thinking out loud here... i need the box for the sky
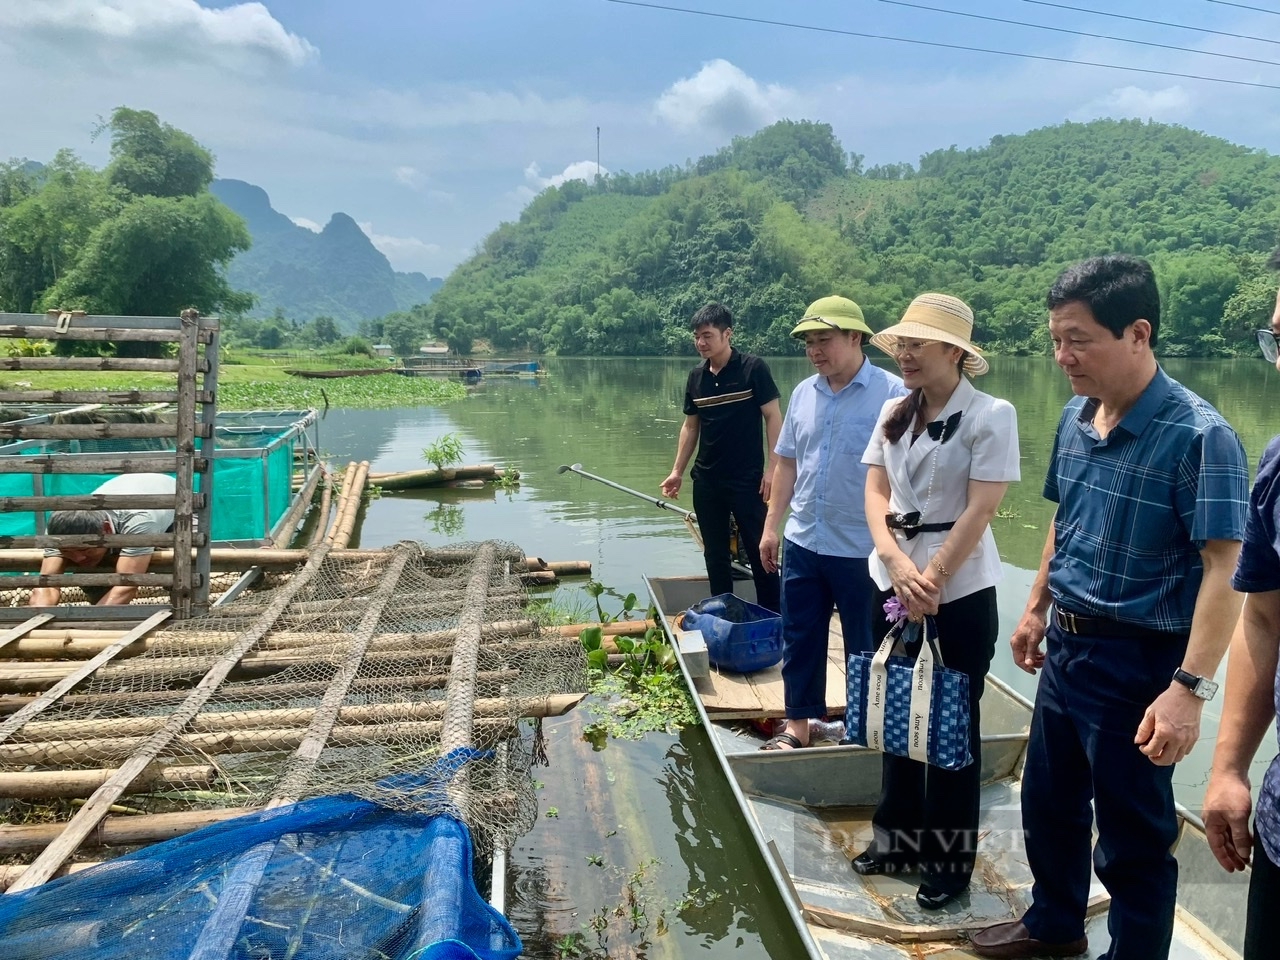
[3,0,1280,278]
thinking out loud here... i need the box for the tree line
[400,118,1280,358]
[0,107,250,355]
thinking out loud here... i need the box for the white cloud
[1070,85,1194,124]
[290,216,322,232]
[655,59,795,136]
[393,166,422,188]
[524,160,606,190]
[0,0,316,69]
[358,221,442,274]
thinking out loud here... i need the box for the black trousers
[1246,834,1280,960]
[865,586,998,894]
[692,474,779,613]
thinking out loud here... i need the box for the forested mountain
[415,119,1280,357]
[211,179,442,331]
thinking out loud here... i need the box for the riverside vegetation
[403,118,1280,358]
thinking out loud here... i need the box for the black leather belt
[885,512,955,541]
[1052,607,1185,642]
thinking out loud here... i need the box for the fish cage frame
[0,309,217,621]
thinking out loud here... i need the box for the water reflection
[316,354,1280,958]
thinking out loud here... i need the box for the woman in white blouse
[852,293,1021,911]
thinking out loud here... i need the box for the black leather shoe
[851,851,914,876]
[915,883,958,910]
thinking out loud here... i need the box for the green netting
[0,428,299,542]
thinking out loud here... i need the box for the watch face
[1195,677,1219,701]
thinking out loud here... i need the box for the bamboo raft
[0,540,593,893]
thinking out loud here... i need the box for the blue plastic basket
[680,593,783,673]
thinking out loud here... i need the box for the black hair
[1267,245,1280,272]
[1046,254,1161,347]
[690,303,732,332]
[47,510,109,537]
[881,349,968,443]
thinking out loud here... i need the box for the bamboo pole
[4,544,336,893]
[0,807,254,855]
[327,460,369,550]
[269,542,412,805]
[323,461,358,545]
[0,637,576,692]
[0,611,171,744]
[270,462,323,549]
[0,669,522,715]
[0,614,54,654]
[0,618,541,659]
[306,468,334,549]
[0,717,516,766]
[0,764,218,799]
[11,694,584,743]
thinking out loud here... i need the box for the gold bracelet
[931,556,952,578]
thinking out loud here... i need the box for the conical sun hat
[869,292,989,376]
[790,296,874,339]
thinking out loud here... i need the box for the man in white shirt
[758,296,906,750]
[31,473,177,606]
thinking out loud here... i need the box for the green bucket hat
[790,296,874,339]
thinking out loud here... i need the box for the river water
[318,355,1280,959]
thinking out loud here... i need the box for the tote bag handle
[865,616,944,762]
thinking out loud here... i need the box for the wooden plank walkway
[672,613,849,719]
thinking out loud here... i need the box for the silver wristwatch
[1172,668,1218,701]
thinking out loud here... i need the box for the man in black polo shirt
[661,302,782,612]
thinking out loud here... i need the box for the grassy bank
[0,349,467,409]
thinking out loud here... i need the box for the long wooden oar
[556,463,696,519]
[557,463,750,574]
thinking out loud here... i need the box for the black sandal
[760,732,805,751]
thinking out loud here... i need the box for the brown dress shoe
[969,919,1088,959]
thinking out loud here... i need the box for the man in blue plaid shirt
[1201,244,1280,960]
[972,254,1249,960]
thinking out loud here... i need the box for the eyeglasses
[892,339,937,356]
[1258,330,1279,363]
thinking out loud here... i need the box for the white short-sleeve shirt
[862,377,1020,603]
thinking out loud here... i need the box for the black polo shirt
[683,348,780,486]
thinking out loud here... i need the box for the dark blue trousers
[1021,623,1184,960]
[692,475,779,613]
[1246,835,1280,960]
[867,586,998,894]
[779,539,875,719]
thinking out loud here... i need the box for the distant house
[372,343,394,357]
[419,342,450,356]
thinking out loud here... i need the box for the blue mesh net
[0,753,521,960]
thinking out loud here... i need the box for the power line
[1203,0,1280,15]
[872,0,1280,67]
[1017,0,1280,46]
[604,0,1280,90]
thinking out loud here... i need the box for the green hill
[419,118,1280,357]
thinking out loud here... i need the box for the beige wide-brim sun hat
[869,292,989,376]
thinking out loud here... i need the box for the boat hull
[646,574,1247,960]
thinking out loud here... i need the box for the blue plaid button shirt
[1229,434,1280,864]
[1045,367,1248,635]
